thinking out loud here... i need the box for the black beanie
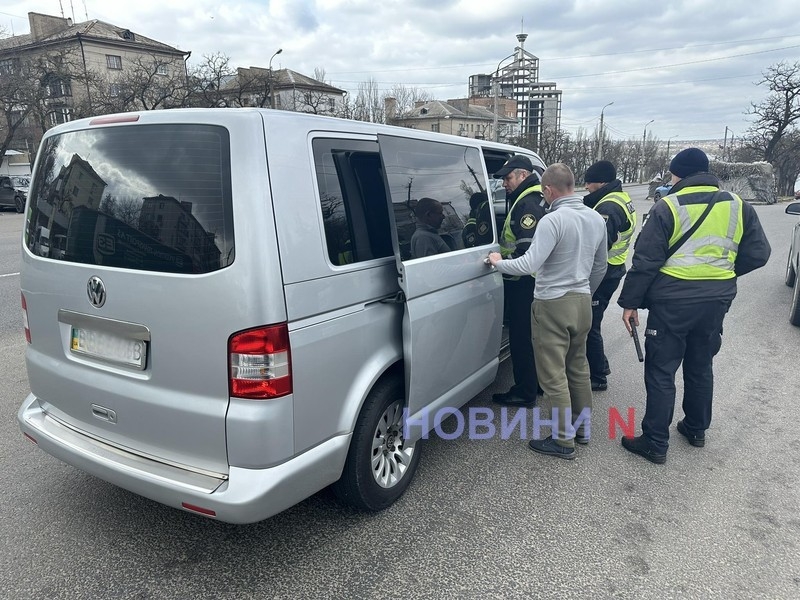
[669,147,709,179]
[584,160,616,183]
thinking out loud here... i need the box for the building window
[48,78,72,98]
[0,58,16,75]
[109,84,121,97]
[48,106,73,127]
[431,123,440,132]
[106,55,122,70]
[328,97,336,111]
[156,63,167,76]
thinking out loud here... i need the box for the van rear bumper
[18,394,351,524]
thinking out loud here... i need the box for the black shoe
[528,436,576,460]
[621,435,666,464]
[676,420,705,447]
[591,379,608,391]
[492,391,536,407]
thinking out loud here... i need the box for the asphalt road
[1,188,799,599]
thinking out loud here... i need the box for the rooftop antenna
[82,0,88,20]
[58,0,65,18]
[69,0,76,22]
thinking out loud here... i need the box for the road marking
[1,272,20,278]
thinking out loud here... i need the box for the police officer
[582,160,636,391]
[491,155,547,407]
[618,148,771,464]
[462,191,493,248]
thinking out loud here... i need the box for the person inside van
[462,191,493,248]
[410,197,450,258]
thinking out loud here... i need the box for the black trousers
[504,276,538,400]
[642,299,729,453]
[586,266,625,382]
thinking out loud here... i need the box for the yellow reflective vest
[500,184,542,258]
[659,187,744,280]
[594,191,636,265]
[500,184,542,280]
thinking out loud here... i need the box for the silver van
[17,109,545,523]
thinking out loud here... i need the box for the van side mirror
[786,202,800,215]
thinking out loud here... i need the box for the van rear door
[377,134,503,427]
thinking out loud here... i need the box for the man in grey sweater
[488,163,607,459]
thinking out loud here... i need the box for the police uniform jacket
[504,174,548,259]
[583,179,632,282]
[618,173,771,309]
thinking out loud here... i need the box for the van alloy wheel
[371,399,415,489]
[331,375,421,511]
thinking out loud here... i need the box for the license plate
[70,327,147,369]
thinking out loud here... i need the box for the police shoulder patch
[520,214,537,229]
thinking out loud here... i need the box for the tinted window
[313,138,393,265]
[379,136,488,260]
[25,124,234,273]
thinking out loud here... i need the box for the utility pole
[640,119,654,183]
[597,101,614,161]
[722,126,730,161]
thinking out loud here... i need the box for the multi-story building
[387,99,517,140]
[0,12,189,152]
[217,66,347,114]
[468,33,562,145]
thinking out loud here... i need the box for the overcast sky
[3,0,800,144]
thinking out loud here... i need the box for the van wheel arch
[331,370,421,511]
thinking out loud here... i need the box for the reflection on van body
[17,109,544,523]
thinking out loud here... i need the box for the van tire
[15,196,24,213]
[332,376,421,511]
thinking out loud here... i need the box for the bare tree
[745,61,800,194]
[0,46,84,158]
[351,78,384,123]
[88,53,189,114]
[186,53,237,108]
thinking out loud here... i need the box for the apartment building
[0,12,189,151]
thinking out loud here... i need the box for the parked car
[653,183,672,202]
[0,174,29,212]
[784,202,800,326]
[17,108,545,524]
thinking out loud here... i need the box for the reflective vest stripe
[594,192,636,265]
[660,190,744,280]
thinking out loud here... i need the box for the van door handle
[379,291,406,304]
[91,404,117,423]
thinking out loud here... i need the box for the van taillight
[229,324,292,399]
[21,292,30,343]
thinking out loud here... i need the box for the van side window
[378,137,487,261]
[312,138,393,266]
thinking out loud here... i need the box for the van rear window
[25,124,234,273]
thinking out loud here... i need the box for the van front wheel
[332,377,421,511]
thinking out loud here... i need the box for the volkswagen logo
[87,276,106,308]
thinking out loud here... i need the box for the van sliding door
[377,134,504,426]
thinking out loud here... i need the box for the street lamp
[492,51,516,142]
[269,48,282,109]
[640,119,654,182]
[596,101,614,160]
